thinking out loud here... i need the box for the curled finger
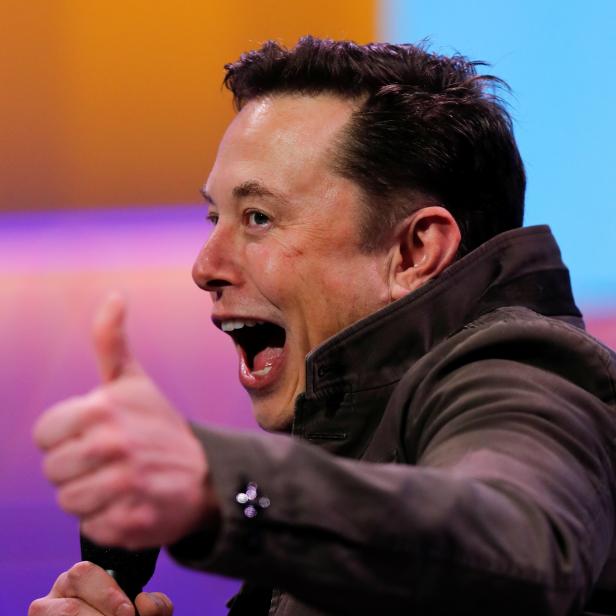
[43,427,129,485]
[34,392,110,452]
[29,596,108,615]
[47,561,134,615]
[58,462,139,517]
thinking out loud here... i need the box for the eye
[246,210,271,228]
[206,212,219,226]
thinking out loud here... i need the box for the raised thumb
[93,292,139,382]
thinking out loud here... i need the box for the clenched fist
[29,561,173,616]
[33,294,219,549]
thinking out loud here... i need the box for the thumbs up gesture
[34,294,217,549]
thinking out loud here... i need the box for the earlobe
[388,206,461,302]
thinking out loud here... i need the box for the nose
[192,226,241,296]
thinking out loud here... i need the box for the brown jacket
[171,225,616,615]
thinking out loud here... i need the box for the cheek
[319,257,390,317]
[245,242,298,294]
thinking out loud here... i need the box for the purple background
[1,206,256,614]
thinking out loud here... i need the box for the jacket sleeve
[168,318,616,615]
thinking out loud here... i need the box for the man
[31,37,616,615]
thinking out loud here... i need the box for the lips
[213,317,287,391]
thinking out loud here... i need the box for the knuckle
[73,560,95,573]
[102,585,130,613]
[58,598,81,616]
[84,390,116,424]
[28,598,46,616]
[54,570,73,597]
[66,565,82,586]
[67,560,94,586]
[91,393,114,421]
[94,386,123,414]
[30,595,82,616]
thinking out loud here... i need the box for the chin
[251,398,294,433]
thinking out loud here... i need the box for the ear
[388,206,461,301]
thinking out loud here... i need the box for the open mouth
[216,319,287,381]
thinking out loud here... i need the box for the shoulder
[385,307,616,461]
[414,306,615,406]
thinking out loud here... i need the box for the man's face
[193,94,393,430]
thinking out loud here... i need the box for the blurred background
[1,1,614,614]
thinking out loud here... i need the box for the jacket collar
[302,225,582,400]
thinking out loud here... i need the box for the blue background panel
[382,0,616,306]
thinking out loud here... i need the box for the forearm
[169,425,612,615]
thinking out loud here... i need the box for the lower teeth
[252,365,272,377]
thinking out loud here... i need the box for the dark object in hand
[80,534,159,603]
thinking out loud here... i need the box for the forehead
[207,94,357,195]
[226,94,356,152]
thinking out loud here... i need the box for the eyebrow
[200,180,288,207]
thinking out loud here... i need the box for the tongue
[253,346,284,373]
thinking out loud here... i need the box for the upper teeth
[221,319,264,332]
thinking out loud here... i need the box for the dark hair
[224,36,525,255]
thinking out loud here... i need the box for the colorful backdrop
[1,2,614,615]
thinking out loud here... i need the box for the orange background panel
[0,1,376,212]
